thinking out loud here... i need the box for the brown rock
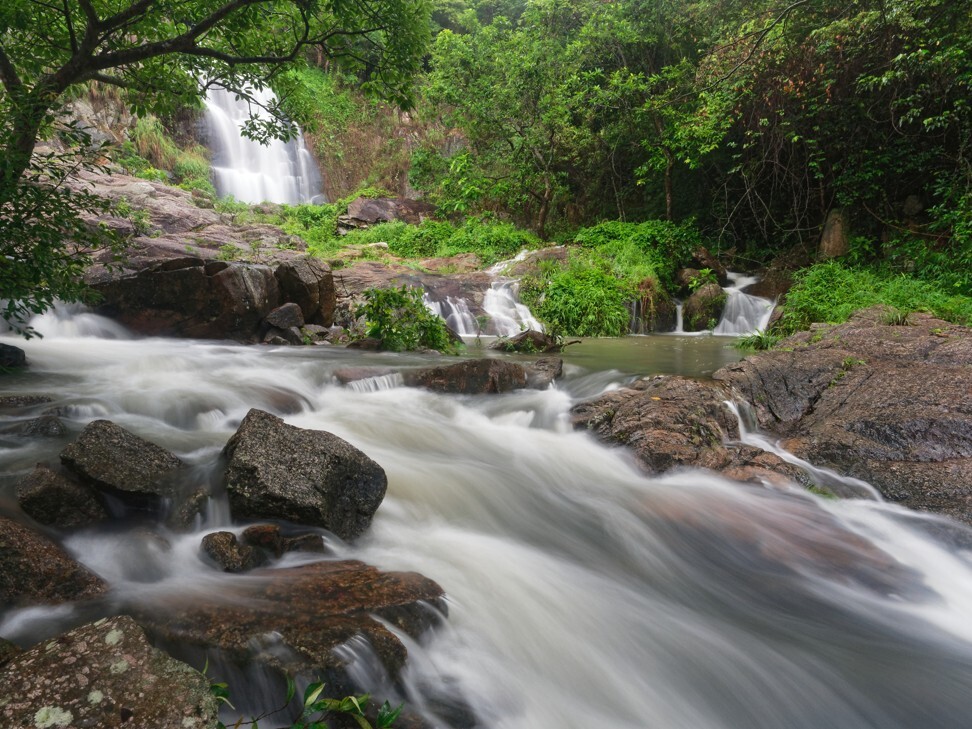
[0,616,218,729]
[681,283,727,332]
[344,197,436,226]
[274,256,336,326]
[0,515,108,608]
[403,359,528,394]
[818,208,850,259]
[200,531,267,572]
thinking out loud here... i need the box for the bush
[528,265,631,337]
[778,260,972,334]
[354,286,461,353]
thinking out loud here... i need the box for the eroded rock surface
[403,358,528,394]
[0,615,218,729]
[715,308,972,522]
[0,515,108,608]
[17,463,109,529]
[223,409,387,540]
[135,560,445,687]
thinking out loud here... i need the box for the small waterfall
[713,273,775,335]
[202,85,324,205]
[422,294,478,337]
[483,281,543,336]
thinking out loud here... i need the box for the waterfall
[202,85,324,205]
[482,280,543,336]
[423,293,479,337]
[713,272,775,335]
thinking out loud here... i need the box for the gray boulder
[0,343,26,369]
[274,256,336,326]
[264,302,305,330]
[0,515,108,608]
[223,409,387,540]
[16,463,109,529]
[342,196,436,227]
[0,615,218,729]
[60,420,184,509]
[0,414,66,438]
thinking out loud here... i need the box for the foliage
[354,286,461,353]
[0,122,122,336]
[212,675,401,729]
[522,260,631,337]
[778,260,972,334]
[733,329,781,351]
[688,268,717,292]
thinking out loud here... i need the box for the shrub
[354,286,461,353]
[529,265,631,337]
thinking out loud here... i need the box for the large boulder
[715,308,972,522]
[681,282,727,332]
[135,560,445,688]
[89,258,281,341]
[0,615,218,729]
[60,420,184,510]
[403,359,528,394]
[16,463,109,529]
[0,515,108,608]
[274,256,336,326]
[342,197,436,227]
[223,409,387,540]
[0,343,26,369]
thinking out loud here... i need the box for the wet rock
[301,324,331,342]
[135,560,445,686]
[715,308,972,522]
[274,257,336,327]
[0,515,108,608]
[240,524,328,557]
[0,637,20,667]
[60,420,184,509]
[681,282,727,332]
[165,485,210,532]
[89,258,281,341]
[403,358,528,394]
[200,531,267,573]
[489,330,562,353]
[0,615,218,729]
[0,394,53,410]
[0,414,67,438]
[264,302,305,330]
[263,325,304,345]
[16,463,109,529]
[341,197,436,227]
[0,343,26,369]
[525,357,564,389]
[223,409,387,540]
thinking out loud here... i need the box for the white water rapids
[4,312,972,728]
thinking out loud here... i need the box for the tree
[0,0,431,332]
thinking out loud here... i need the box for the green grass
[778,260,972,334]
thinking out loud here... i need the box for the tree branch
[0,44,24,94]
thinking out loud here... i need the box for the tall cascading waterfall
[713,272,775,335]
[202,85,324,204]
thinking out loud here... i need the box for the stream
[3,311,972,728]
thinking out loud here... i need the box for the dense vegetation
[3,0,971,338]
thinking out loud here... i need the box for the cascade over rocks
[0,615,218,729]
[572,376,808,486]
[134,560,446,686]
[17,463,109,529]
[223,409,387,540]
[403,358,528,394]
[0,515,109,608]
[60,419,185,509]
[715,308,972,523]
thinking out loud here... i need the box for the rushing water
[202,85,324,204]
[4,313,972,729]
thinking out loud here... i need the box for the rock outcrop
[60,419,184,510]
[0,616,218,729]
[0,515,109,608]
[135,560,445,687]
[223,409,387,540]
[340,197,436,229]
[274,256,336,326]
[403,358,528,394]
[715,308,972,523]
